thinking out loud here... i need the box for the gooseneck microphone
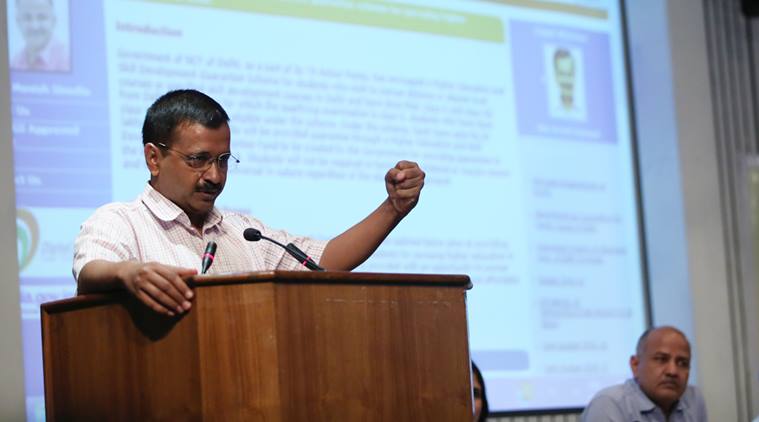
[243,228,324,271]
[201,241,217,274]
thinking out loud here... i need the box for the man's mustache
[197,183,222,194]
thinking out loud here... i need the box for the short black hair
[142,89,230,146]
[554,48,573,65]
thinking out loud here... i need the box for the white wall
[663,0,740,419]
[629,0,739,420]
[0,0,28,419]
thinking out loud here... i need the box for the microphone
[243,228,324,271]
[201,241,217,274]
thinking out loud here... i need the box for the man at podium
[73,89,425,317]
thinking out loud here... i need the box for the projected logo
[17,208,39,272]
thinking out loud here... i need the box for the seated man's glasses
[155,142,240,172]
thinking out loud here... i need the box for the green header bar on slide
[144,0,505,43]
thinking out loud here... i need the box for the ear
[629,355,639,378]
[144,143,161,176]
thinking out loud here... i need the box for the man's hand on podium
[118,261,196,317]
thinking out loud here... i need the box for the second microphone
[243,228,324,271]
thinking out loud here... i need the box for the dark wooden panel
[275,283,471,421]
[42,296,202,421]
[195,283,282,421]
[42,272,472,421]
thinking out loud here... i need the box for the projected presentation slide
[7,0,645,418]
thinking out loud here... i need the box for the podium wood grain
[42,271,472,421]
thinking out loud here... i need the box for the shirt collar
[22,40,60,68]
[140,183,223,231]
[37,41,58,66]
[628,378,687,416]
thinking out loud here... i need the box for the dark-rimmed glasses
[155,142,240,172]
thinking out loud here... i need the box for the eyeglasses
[155,142,240,172]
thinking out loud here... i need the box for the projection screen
[7,0,646,417]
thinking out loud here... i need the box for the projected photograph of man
[510,21,617,144]
[8,0,71,72]
[546,45,587,122]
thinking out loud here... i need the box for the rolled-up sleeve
[72,205,137,282]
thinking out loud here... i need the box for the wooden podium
[41,271,473,421]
